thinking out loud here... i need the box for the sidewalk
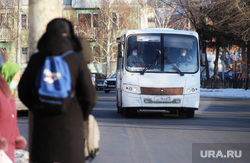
[15,97,28,111]
[200,88,250,99]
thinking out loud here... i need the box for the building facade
[0,0,29,68]
[1,0,148,73]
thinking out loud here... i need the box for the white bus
[116,29,203,118]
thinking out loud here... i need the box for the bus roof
[120,28,199,38]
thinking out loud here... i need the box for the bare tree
[160,0,213,79]
[147,0,180,29]
[207,0,250,87]
[207,0,250,42]
[93,0,139,76]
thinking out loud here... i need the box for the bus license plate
[153,96,171,102]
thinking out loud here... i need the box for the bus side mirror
[200,53,206,67]
[118,43,123,58]
[116,37,120,43]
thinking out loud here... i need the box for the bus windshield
[126,34,199,74]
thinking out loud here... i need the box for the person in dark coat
[18,18,96,163]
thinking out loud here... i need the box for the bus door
[116,37,125,108]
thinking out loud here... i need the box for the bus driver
[127,47,144,67]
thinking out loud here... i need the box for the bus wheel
[178,110,185,118]
[170,110,178,114]
[186,110,195,118]
[124,109,137,118]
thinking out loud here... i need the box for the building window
[22,48,28,64]
[78,13,99,29]
[0,13,14,28]
[79,13,91,29]
[21,14,28,29]
[93,14,99,27]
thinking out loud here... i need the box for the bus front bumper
[122,91,199,109]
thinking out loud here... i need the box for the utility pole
[28,0,63,156]
[16,0,21,64]
[28,0,63,56]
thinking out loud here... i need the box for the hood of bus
[139,74,187,87]
[122,72,200,94]
[123,73,186,87]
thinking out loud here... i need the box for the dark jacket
[18,19,96,163]
[127,54,144,67]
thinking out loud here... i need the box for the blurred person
[0,62,27,163]
[78,36,99,160]
[18,18,96,163]
[127,46,144,67]
[177,49,193,65]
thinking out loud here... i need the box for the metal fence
[200,78,250,89]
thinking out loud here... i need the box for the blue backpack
[34,50,74,114]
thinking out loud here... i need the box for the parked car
[104,73,116,93]
[91,73,106,90]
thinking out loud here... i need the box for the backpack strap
[41,50,74,58]
[60,50,75,98]
[61,50,74,58]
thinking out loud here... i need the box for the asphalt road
[17,91,250,163]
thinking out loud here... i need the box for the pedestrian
[0,62,27,163]
[18,18,96,163]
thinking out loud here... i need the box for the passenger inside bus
[176,48,197,72]
[177,49,193,66]
[127,46,145,67]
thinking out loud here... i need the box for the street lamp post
[16,0,21,64]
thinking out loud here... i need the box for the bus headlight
[186,87,198,94]
[123,85,140,94]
